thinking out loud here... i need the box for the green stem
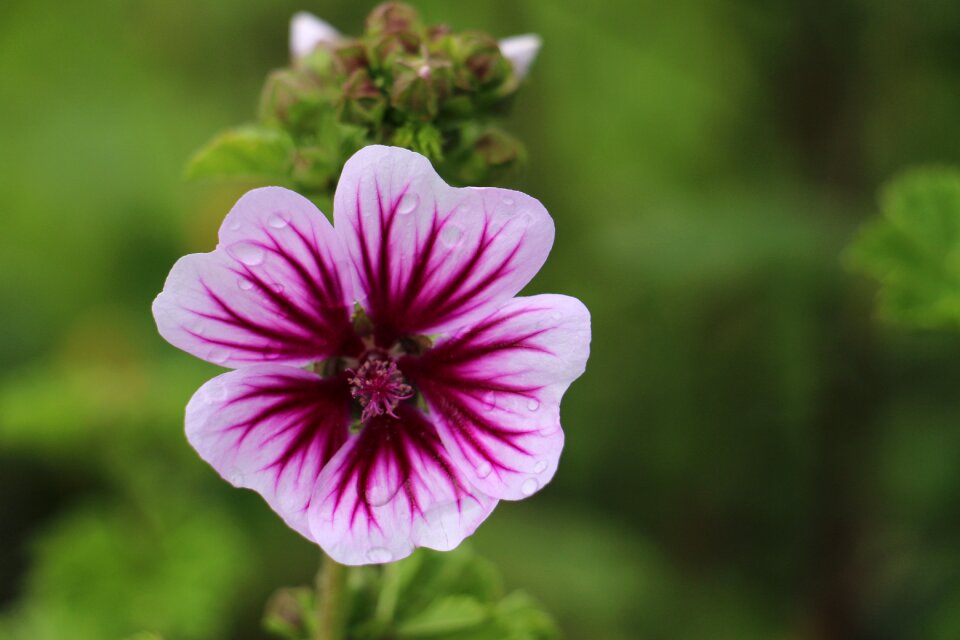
[314,553,348,640]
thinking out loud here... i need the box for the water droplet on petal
[481,392,497,412]
[228,219,242,231]
[476,461,493,478]
[534,460,548,473]
[229,242,265,266]
[397,193,419,215]
[365,482,398,507]
[502,196,515,206]
[527,398,540,411]
[267,213,288,229]
[208,348,230,364]
[237,278,254,291]
[440,224,464,246]
[272,283,285,294]
[550,311,562,322]
[228,470,245,485]
[519,213,534,228]
[520,478,539,496]
[367,547,393,563]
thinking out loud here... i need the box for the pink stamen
[346,356,414,422]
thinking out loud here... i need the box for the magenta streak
[400,308,559,472]
[220,375,350,493]
[326,407,474,533]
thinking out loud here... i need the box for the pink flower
[153,146,590,565]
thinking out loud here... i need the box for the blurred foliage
[848,168,960,328]
[3,1,960,639]
[263,547,557,640]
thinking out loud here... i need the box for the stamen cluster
[346,356,414,422]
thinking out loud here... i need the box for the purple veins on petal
[186,365,353,541]
[307,404,497,565]
[402,294,591,501]
[334,145,556,343]
[153,187,360,368]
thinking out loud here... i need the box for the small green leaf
[394,596,489,637]
[847,167,960,328]
[185,126,295,180]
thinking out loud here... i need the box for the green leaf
[185,126,295,180]
[394,596,489,638]
[847,167,960,328]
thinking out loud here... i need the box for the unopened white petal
[499,33,542,80]
[290,11,341,59]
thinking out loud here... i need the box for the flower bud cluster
[258,2,528,200]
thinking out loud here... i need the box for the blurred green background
[3,1,960,638]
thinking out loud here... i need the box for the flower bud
[333,40,369,76]
[259,69,324,129]
[474,128,523,167]
[453,32,512,91]
[365,2,422,37]
[390,58,452,120]
[338,69,387,126]
[369,31,421,70]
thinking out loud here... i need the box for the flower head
[153,146,590,564]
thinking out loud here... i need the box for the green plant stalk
[315,553,348,640]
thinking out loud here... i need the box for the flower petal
[334,145,555,345]
[307,405,497,565]
[499,34,542,80]
[186,365,352,540]
[403,294,590,500]
[290,11,341,59]
[153,187,359,368]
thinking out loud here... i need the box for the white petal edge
[499,34,542,80]
[290,11,341,59]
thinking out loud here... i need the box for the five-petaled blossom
[290,11,543,80]
[153,146,590,564]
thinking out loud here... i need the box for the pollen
[346,356,414,422]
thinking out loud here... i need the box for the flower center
[346,355,413,422]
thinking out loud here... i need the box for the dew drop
[367,547,393,563]
[481,392,497,412]
[476,461,493,479]
[228,470,245,485]
[208,348,230,364]
[272,283,285,294]
[228,219,242,231]
[526,398,540,411]
[534,460,548,473]
[440,224,464,246]
[519,213,534,228]
[502,196,515,206]
[237,278,254,291]
[397,193,419,215]
[230,242,265,266]
[365,482,398,507]
[520,478,539,496]
[267,213,288,229]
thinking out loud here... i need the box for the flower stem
[314,553,347,640]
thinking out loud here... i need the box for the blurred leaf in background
[848,168,960,328]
